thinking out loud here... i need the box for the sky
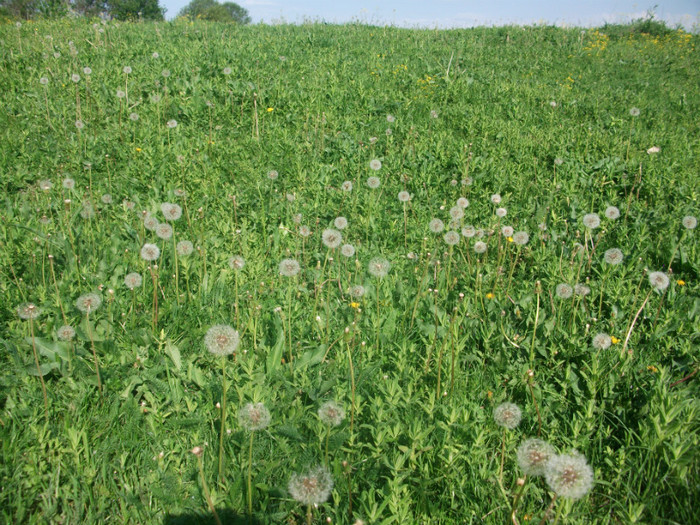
[160,0,700,29]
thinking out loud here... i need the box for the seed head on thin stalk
[517,438,555,477]
[239,402,271,515]
[289,465,334,525]
[205,325,239,481]
[76,293,103,396]
[18,303,48,415]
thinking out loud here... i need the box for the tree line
[0,0,251,23]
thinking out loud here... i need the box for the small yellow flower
[677,279,686,286]
[349,302,360,309]
[267,107,274,112]
[611,336,620,345]
[485,292,495,299]
[135,147,142,152]
[507,236,514,243]
[487,390,493,399]
[647,365,658,373]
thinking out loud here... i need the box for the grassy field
[0,17,698,524]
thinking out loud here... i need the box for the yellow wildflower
[507,236,514,243]
[611,336,620,345]
[647,365,658,374]
[485,292,495,299]
[267,107,274,112]
[135,147,142,152]
[349,302,360,309]
[677,279,686,286]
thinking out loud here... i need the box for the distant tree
[107,0,164,20]
[71,0,107,17]
[0,0,38,19]
[178,0,249,23]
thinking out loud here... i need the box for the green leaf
[266,329,285,374]
[294,345,326,370]
[165,343,181,371]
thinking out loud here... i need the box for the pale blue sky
[161,0,700,29]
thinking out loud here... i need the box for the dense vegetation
[0,18,698,524]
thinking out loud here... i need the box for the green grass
[1,18,698,524]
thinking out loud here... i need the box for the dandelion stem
[247,431,254,516]
[622,290,651,356]
[218,355,227,482]
[29,317,49,416]
[347,340,356,434]
[539,494,558,525]
[197,453,223,525]
[86,311,103,397]
[529,282,541,367]
[510,477,527,525]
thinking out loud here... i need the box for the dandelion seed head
[101,194,112,204]
[177,240,194,256]
[334,217,348,230]
[648,271,669,291]
[238,402,271,431]
[17,303,41,320]
[38,179,53,191]
[556,283,573,299]
[129,112,139,121]
[604,248,623,265]
[299,225,311,237]
[318,401,345,427]
[75,120,84,130]
[166,119,177,129]
[144,214,159,231]
[140,243,160,261]
[501,226,514,237]
[450,206,465,220]
[75,293,102,314]
[155,223,173,240]
[513,231,529,246]
[386,114,395,123]
[604,206,620,220]
[223,67,232,75]
[123,66,132,74]
[57,324,76,341]
[474,241,487,254]
[204,324,239,356]
[124,272,142,289]
[116,89,125,98]
[228,255,245,270]
[368,257,390,278]
[341,181,353,192]
[491,194,502,205]
[79,201,94,218]
[40,77,49,85]
[517,438,555,477]
[462,225,476,238]
[682,216,697,230]
[398,191,411,202]
[574,283,590,296]
[161,69,170,78]
[279,258,301,277]
[444,231,460,246]
[496,207,507,218]
[429,218,445,233]
[350,284,366,297]
[629,107,640,117]
[545,453,594,500]
[341,244,355,257]
[493,402,522,429]
[592,333,611,350]
[288,466,333,506]
[369,159,382,171]
[71,73,80,83]
[322,229,342,249]
[161,202,182,221]
[367,176,381,189]
[583,213,601,229]
[457,197,469,208]
[83,67,92,75]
